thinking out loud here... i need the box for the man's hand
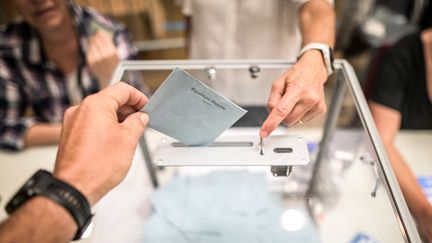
[260,50,328,138]
[87,31,120,88]
[53,82,149,206]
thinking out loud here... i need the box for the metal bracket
[360,152,380,198]
[271,166,293,177]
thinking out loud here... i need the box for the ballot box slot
[171,141,254,147]
[273,148,293,153]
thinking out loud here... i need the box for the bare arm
[0,197,76,243]
[421,28,432,102]
[24,124,62,148]
[370,101,432,241]
[299,0,335,47]
[260,0,335,137]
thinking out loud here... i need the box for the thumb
[121,112,149,139]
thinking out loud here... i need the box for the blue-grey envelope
[142,68,247,146]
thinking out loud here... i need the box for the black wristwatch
[5,170,93,241]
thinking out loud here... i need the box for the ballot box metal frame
[111,59,421,243]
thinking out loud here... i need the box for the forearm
[385,143,432,217]
[0,197,76,243]
[424,42,432,72]
[299,0,335,47]
[24,123,62,147]
[294,0,336,84]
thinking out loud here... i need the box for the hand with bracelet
[260,46,331,138]
[0,82,149,242]
[259,0,335,138]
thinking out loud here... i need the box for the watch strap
[5,170,93,241]
[298,42,334,76]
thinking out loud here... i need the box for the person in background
[0,82,149,242]
[0,0,144,151]
[369,9,432,241]
[181,0,336,138]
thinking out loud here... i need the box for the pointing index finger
[260,86,301,138]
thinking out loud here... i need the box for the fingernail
[140,113,149,125]
[260,130,268,138]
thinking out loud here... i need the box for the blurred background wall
[0,0,429,92]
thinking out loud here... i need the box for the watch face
[25,170,51,196]
[5,170,47,214]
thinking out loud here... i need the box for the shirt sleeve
[369,44,409,112]
[291,0,334,7]
[0,59,35,151]
[180,0,193,16]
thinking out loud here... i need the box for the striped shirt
[0,2,143,150]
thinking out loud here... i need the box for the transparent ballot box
[112,60,421,243]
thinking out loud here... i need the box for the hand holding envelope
[142,68,247,146]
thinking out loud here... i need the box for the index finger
[267,77,286,111]
[96,82,148,111]
[260,87,301,138]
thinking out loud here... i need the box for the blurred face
[11,0,70,31]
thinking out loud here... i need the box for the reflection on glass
[280,209,307,232]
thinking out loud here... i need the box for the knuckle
[286,82,303,93]
[275,104,290,117]
[318,103,327,114]
[283,116,295,126]
[81,94,98,108]
[112,81,129,92]
[304,91,321,105]
[114,81,127,88]
[123,120,144,136]
[285,81,298,89]
[64,106,77,119]
[267,100,277,110]
[271,81,283,91]
[122,123,135,134]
